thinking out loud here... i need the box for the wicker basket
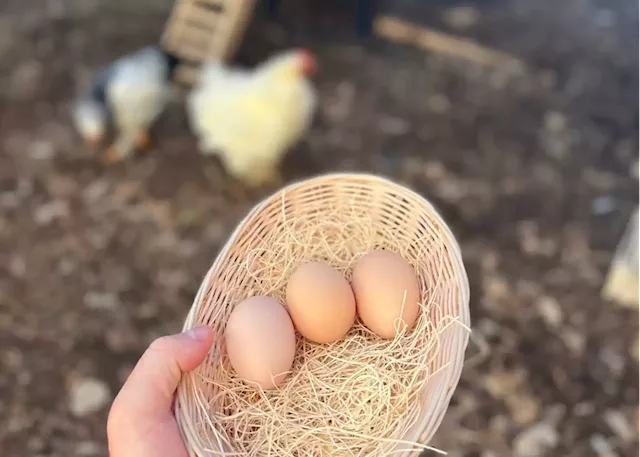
[175,173,470,456]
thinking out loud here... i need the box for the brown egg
[351,250,420,339]
[224,296,296,389]
[286,262,356,343]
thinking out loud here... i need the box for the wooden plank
[178,27,219,48]
[175,2,224,24]
[192,0,225,13]
[171,43,210,63]
[174,64,202,86]
[182,15,219,32]
[374,15,524,68]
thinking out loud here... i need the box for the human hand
[107,326,214,457]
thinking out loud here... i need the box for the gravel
[0,0,637,456]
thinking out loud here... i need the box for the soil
[0,0,638,456]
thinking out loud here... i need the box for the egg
[224,296,296,389]
[286,262,356,343]
[351,250,420,339]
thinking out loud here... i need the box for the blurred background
[0,0,638,456]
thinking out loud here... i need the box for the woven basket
[175,173,470,456]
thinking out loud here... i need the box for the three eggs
[224,250,421,389]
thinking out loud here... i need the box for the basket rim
[176,172,471,456]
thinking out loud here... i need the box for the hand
[107,326,214,457]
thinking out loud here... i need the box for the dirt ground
[0,0,638,456]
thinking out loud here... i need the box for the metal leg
[355,0,375,38]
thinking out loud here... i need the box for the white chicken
[187,48,317,187]
[71,45,179,162]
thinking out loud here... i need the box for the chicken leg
[135,130,152,150]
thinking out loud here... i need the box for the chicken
[187,48,317,187]
[71,45,179,162]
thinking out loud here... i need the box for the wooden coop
[161,0,257,85]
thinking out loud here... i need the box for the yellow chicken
[187,49,317,187]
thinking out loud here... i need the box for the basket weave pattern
[175,173,470,456]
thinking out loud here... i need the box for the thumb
[112,326,214,420]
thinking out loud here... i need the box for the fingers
[107,327,213,457]
[111,326,213,421]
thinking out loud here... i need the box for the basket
[175,173,470,456]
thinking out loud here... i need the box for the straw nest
[176,174,470,457]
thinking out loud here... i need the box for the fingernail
[188,326,211,342]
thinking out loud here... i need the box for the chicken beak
[299,49,316,76]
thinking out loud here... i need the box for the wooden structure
[161,0,256,85]
[602,162,639,308]
[602,207,639,308]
